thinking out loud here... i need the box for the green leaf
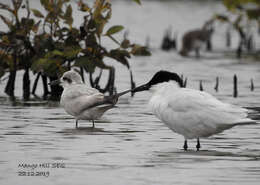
[31,9,44,18]
[78,0,91,12]
[45,50,64,58]
[105,25,124,36]
[40,0,51,11]
[109,49,130,68]
[74,56,96,73]
[246,9,260,20]
[131,44,151,56]
[21,18,35,31]
[63,46,82,59]
[64,5,73,26]
[32,20,41,33]
[133,0,141,5]
[121,39,131,48]
[31,57,63,77]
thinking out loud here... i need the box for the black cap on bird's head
[132,70,183,93]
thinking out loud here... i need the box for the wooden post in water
[199,80,203,91]
[180,75,187,88]
[226,30,231,48]
[23,68,30,101]
[250,78,254,91]
[247,35,253,52]
[32,72,41,95]
[183,78,187,88]
[42,74,49,100]
[236,41,242,59]
[214,77,219,92]
[173,32,178,49]
[233,75,238,98]
[80,67,85,83]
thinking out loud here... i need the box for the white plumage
[60,83,114,124]
[49,70,131,128]
[149,82,251,139]
[132,70,254,150]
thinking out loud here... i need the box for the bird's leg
[183,140,188,151]
[196,138,201,151]
[92,120,95,128]
[76,120,78,128]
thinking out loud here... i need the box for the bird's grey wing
[66,84,100,98]
[67,93,108,115]
[86,88,133,109]
[65,87,132,114]
[63,84,105,112]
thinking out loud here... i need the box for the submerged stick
[23,68,30,101]
[247,35,253,52]
[226,30,231,48]
[42,74,49,100]
[130,69,136,97]
[214,77,219,92]
[236,42,242,59]
[183,77,187,88]
[32,72,41,95]
[199,80,203,91]
[250,78,254,91]
[80,67,85,83]
[233,74,238,98]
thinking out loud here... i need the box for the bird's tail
[233,118,257,126]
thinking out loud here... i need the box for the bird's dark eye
[63,77,72,83]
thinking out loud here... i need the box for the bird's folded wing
[167,89,249,125]
[160,90,253,138]
[66,84,100,99]
[85,89,133,109]
[69,93,109,114]
[65,84,132,113]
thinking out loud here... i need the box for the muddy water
[1,0,260,185]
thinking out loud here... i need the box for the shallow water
[1,0,260,185]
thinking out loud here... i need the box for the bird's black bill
[116,89,133,97]
[131,84,150,93]
[48,79,61,86]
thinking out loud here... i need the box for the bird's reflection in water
[58,127,106,135]
[151,148,260,165]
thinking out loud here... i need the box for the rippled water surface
[1,0,260,185]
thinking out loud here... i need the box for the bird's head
[49,69,83,88]
[132,70,183,93]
